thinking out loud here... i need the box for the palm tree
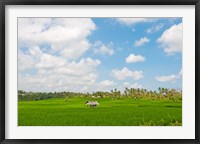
[158,87,161,94]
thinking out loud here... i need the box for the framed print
[0,0,200,143]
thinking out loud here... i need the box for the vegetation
[18,87,182,101]
[18,87,182,126]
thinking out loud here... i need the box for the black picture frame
[0,0,199,143]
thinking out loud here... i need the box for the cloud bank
[157,23,182,55]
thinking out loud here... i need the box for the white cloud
[146,23,164,34]
[134,37,150,47]
[126,54,145,63]
[117,82,143,92]
[157,23,182,55]
[18,18,105,92]
[123,82,143,89]
[29,46,43,56]
[36,53,66,69]
[99,80,115,87]
[116,18,156,25]
[19,64,100,92]
[19,46,67,71]
[155,69,182,83]
[55,58,101,76]
[112,67,143,80]
[18,46,101,92]
[93,41,114,55]
[95,80,117,92]
[18,18,96,60]
[18,49,35,71]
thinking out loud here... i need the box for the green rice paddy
[18,97,182,126]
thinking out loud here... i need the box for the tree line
[18,87,182,101]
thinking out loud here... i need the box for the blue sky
[18,18,182,92]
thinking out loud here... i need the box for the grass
[18,97,182,126]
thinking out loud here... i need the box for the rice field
[18,97,182,126]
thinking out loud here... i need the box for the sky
[18,18,182,93]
